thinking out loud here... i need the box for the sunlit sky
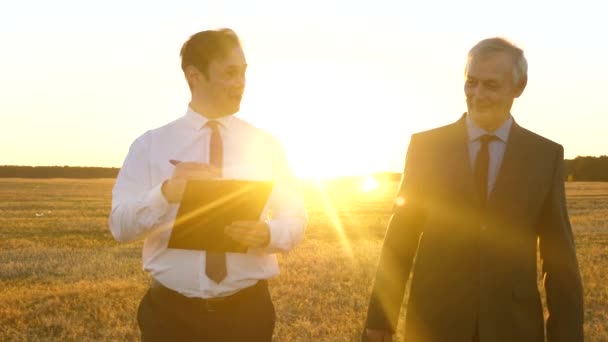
[1,0,607,177]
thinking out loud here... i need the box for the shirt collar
[466,114,513,143]
[183,106,234,131]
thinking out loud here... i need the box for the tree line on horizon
[1,156,607,181]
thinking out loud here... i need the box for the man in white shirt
[109,28,306,341]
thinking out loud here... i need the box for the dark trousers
[137,280,275,342]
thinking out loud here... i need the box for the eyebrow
[466,75,500,83]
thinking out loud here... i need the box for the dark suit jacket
[365,114,584,342]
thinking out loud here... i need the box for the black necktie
[204,121,227,284]
[474,134,498,209]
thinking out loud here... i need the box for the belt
[150,279,267,313]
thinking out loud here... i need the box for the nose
[234,72,246,88]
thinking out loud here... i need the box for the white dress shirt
[109,107,307,298]
[466,114,513,197]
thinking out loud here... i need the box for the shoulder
[516,125,562,152]
[140,116,188,141]
[514,124,564,165]
[127,116,186,151]
[231,116,283,149]
[230,117,291,172]
[413,122,456,139]
[409,119,463,149]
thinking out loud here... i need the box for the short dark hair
[180,28,241,78]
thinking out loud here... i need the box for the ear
[184,65,202,87]
[514,75,527,98]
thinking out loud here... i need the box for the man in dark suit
[363,37,584,342]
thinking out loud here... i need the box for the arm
[260,142,307,253]
[225,141,307,252]
[108,135,174,242]
[538,145,584,342]
[365,135,426,335]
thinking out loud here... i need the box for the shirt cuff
[263,217,305,253]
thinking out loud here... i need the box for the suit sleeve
[537,145,584,342]
[364,134,427,333]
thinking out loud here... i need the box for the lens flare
[362,176,379,192]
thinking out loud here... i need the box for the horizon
[0,164,404,179]
[2,156,606,181]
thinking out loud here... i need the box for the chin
[222,105,240,117]
[472,110,494,120]
[230,104,240,114]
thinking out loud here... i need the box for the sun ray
[313,180,354,260]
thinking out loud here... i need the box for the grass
[0,178,607,341]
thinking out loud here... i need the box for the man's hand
[364,329,392,342]
[225,221,270,248]
[161,160,220,203]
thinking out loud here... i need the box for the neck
[480,121,504,133]
[189,97,226,120]
[471,113,510,132]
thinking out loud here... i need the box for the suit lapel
[446,114,478,207]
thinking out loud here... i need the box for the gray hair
[466,37,528,86]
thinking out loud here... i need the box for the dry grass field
[0,178,607,341]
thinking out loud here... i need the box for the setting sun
[361,175,379,192]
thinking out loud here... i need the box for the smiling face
[190,45,247,118]
[181,29,247,119]
[464,51,525,132]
